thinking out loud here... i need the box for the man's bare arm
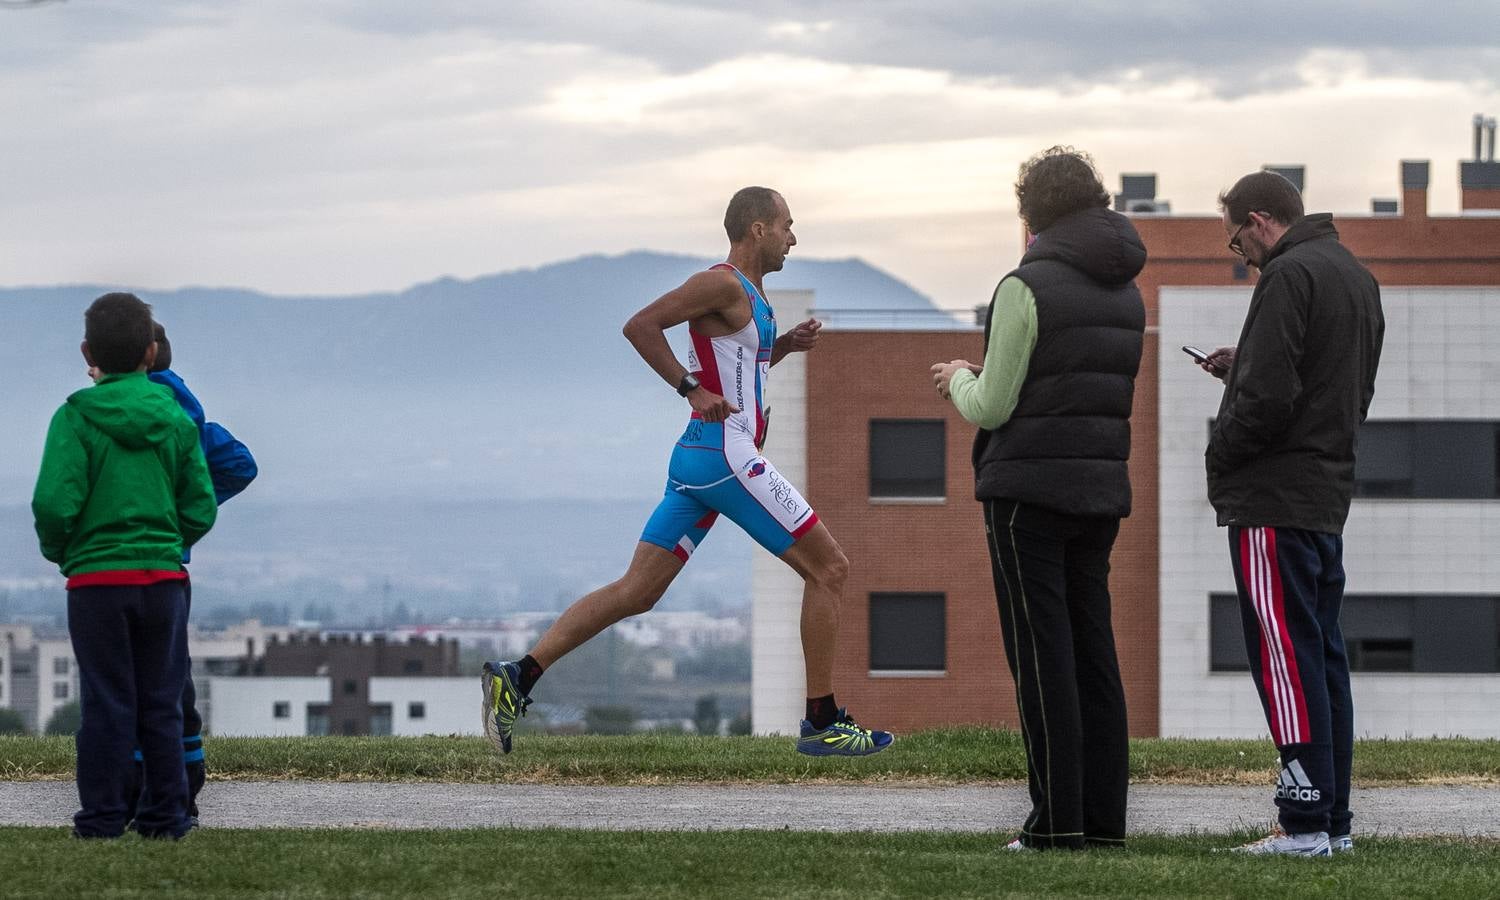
[622,269,742,422]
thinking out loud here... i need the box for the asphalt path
[2,782,1496,836]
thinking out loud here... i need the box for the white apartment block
[1160,286,1500,738]
[207,676,477,737]
[0,625,78,733]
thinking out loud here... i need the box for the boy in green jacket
[32,292,217,839]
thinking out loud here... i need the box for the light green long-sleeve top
[948,276,1038,430]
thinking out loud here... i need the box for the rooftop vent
[1401,160,1430,189]
[1474,113,1497,162]
[1262,165,1305,194]
[1461,113,1500,193]
[1119,174,1156,201]
[1114,173,1169,214]
[1114,173,1158,212]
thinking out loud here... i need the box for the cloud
[310,2,1500,94]
[0,1,1496,303]
[8,2,1498,92]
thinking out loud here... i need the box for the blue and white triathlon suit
[640,264,819,560]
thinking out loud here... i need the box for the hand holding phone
[1184,345,1233,379]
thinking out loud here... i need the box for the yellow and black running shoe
[480,660,532,754]
[795,708,893,757]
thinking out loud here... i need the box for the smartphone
[1182,345,1211,364]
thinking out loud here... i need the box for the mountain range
[1,251,941,614]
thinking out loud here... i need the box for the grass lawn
[1,827,1497,899]
[2,729,1498,784]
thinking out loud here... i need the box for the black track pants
[983,499,1129,850]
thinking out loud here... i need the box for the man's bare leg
[529,541,685,668]
[777,521,848,698]
[779,521,891,753]
[482,541,684,753]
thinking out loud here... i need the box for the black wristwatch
[676,373,701,397]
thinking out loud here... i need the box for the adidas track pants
[1228,525,1353,838]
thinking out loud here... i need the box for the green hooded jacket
[32,371,217,576]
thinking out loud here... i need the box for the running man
[482,187,892,757]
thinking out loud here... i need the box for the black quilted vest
[972,207,1146,518]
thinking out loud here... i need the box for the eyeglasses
[1227,211,1263,257]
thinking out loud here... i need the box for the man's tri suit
[640,264,819,560]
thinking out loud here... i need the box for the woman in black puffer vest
[932,146,1145,851]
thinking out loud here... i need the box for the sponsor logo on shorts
[764,470,804,518]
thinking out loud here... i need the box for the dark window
[869,593,946,671]
[869,420,945,498]
[342,719,359,735]
[1210,593,1500,673]
[53,682,69,700]
[53,657,69,675]
[370,705,392,737]
[342,679,358,696]
[273,701,291,719]
[403,659,424,674]
[409,702,426,719]
[1354,421,1499,499]
[306,706,330,736]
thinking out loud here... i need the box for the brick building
[751,126,1500,738]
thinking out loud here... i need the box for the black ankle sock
[517,655,544,695]
[806,694,838,730]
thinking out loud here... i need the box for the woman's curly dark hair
[1015,146,1110,234]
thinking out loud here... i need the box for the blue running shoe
[481,660,531,754]
[795,707,893,757]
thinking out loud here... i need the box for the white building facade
[207,676,480,737]
[0,625,77,733]
[749,290,814,736]
[1159,285,1500,738]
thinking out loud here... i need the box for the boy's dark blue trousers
[67,580,191,839]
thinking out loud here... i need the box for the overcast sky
[2,1,1497,307]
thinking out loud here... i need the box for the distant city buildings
[211,631,464,737]
[2,608,749,736]
[0,624,76,734]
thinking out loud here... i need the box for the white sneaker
[1331,835,1353,854]
[1231,831,1331,857]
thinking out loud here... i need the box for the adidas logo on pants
[1275,760,1322,804]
